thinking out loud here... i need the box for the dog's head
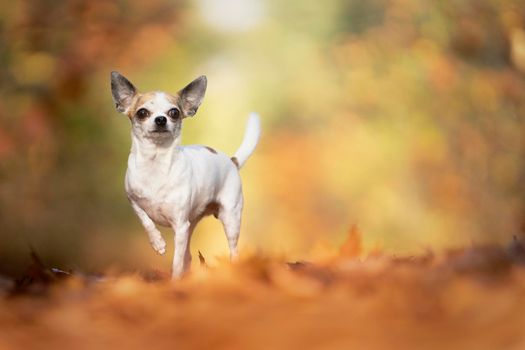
[110,71,207,142]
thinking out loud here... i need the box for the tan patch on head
[204,146,217,154]
[127,92,154,118]
[165,93,180,106]
[231,157,239,168]
[126,91,180,118]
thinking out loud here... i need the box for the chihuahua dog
[110,71,260,278]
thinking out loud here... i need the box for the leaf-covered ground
[1,236,525,350]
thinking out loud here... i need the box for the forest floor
[1,234,525,350]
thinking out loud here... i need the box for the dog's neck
[130,132,182,168]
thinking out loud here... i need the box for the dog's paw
[150,238,167,255]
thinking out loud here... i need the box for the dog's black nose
[155,116,167,126]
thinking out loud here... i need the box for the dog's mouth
[151,128,170,134]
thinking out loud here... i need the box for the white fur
[124,93,260,278]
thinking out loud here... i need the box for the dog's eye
[167,108,180,119]
[136,108,150,119]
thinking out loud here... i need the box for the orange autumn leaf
[339,225,362,258]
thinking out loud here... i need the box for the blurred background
[1,0,525,275]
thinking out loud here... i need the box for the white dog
[110,72,260,278]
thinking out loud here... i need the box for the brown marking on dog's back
[231,157,239,168]
[204,146,217,154]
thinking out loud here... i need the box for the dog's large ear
[111,71,137,113]
[179,75,207,117]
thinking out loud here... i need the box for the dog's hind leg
[218,202,242,261]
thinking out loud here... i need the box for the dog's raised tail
[233,112,261,169]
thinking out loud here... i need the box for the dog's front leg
[129,199,166,255]
[172,219,191,279]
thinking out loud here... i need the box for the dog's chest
[126,165,186,227]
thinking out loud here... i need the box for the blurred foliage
[1,0,525,275]
[1,236,525,349]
